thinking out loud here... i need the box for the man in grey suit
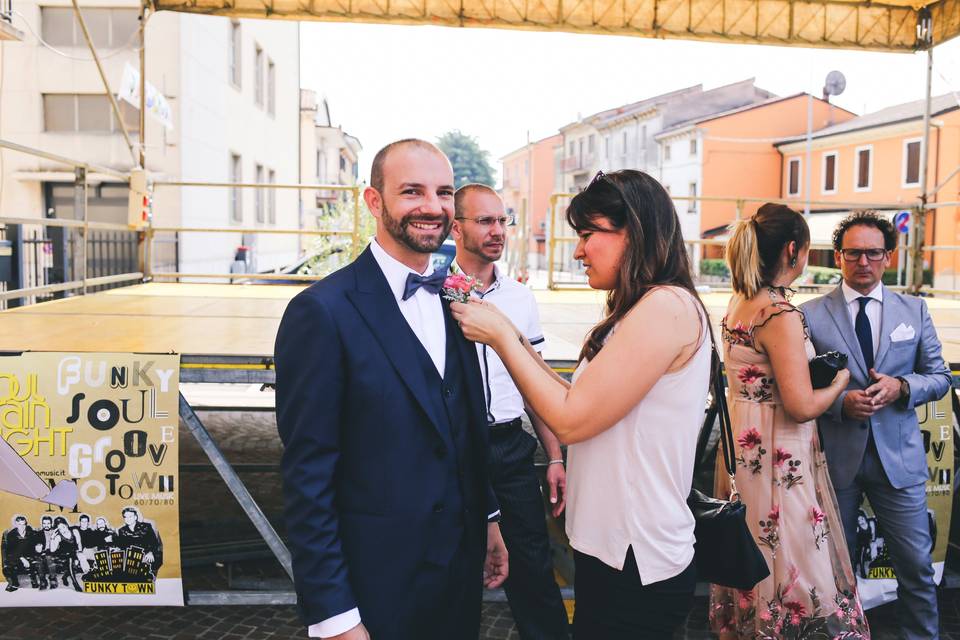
[802,211,951,639]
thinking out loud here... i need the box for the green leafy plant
[882,268,931,286]
[700,259,730,278]
[298,198,376,277]
[805,266,842,285]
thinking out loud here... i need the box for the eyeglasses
[840,248,888,262]
[455,214,515,228]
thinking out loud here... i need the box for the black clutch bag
[687,347,770,591]
[809,351,848,389]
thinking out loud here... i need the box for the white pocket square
[890,323,916,342]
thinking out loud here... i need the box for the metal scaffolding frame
[0,0,955,609]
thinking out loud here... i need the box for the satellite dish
[824,71,847,97]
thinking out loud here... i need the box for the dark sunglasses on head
[584,170,607,191]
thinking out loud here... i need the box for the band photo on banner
[856,394,954,608]
[0,353,182,606]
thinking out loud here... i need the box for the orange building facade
[776,95,960,288]
[696,95,856,235]
[654,93,856,260]
[500,135,562,270]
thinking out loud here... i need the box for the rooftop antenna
[822,70,847,103]
[822,70,846,127]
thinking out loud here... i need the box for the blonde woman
[710,204,869,638]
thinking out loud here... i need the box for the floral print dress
[709,301,870,639]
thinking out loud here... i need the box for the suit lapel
[824,285,868,380]
[873,285,896,370]
[442,298,486,425]
[345,248,445,438]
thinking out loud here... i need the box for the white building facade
[0,1,300,276]
[298,88,361,253]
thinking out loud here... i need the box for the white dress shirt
[452,261,546,424]
[370,238,447,374]
[309,239,446,638]
[841,281,882,358]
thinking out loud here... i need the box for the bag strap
[711,346,737,482]
[693,341,739,499]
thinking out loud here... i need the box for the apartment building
[500,134,560,270]
[0,1,300,275]
[555,79,776,193]
[776,94,960,288]
[299,88,361,219]
[655,93,856,264]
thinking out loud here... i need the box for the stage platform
[2,281,958,607]
[4,283,960,366]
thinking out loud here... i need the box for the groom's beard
[381,202,451,254]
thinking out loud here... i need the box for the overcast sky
[300,24,960,184]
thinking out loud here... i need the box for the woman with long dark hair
[452,170,711,638]
[710,204,868,638]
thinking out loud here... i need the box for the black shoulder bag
[686,345,770,591]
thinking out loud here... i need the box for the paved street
[3,407,957,639]
[3,593,960,639]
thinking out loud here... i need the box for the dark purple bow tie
[403,268,447,301]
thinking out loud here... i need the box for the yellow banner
[0,353,182,606]
[856,394,954,608]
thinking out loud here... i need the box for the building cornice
[777,118,945,154]
[655,125,696,143]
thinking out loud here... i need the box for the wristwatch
[896,376,911,406]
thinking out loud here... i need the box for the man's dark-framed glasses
[840,248,888,262]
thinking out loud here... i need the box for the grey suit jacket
[800,285,951,490]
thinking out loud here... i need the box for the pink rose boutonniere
[442,273,483,303]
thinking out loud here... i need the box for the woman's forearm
[518,335,571,389]
[495,335,576,441]
[783,383,846,423]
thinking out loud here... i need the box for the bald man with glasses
[450,184,570,640]
[801,211,950,640]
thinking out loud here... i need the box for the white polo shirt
[452,261,546,424]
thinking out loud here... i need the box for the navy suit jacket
[274,247,497,628]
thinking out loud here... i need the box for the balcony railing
[502,175,521,189]
[561,153,595,173]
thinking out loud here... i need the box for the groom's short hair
[370,139,445,193]
[832,211,896,252]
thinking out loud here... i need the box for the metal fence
[147,179,362,283]
[0,138,367,305]
[543,191,951,293]
[0,140,142,305]
[0,225,55,309]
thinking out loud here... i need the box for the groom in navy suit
[275,139,508,640]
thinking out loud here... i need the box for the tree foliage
[436,130,496,188]
[298,198,376,277]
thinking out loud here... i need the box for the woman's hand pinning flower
[450,299,517,349]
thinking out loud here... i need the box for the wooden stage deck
[3,283,960,366]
